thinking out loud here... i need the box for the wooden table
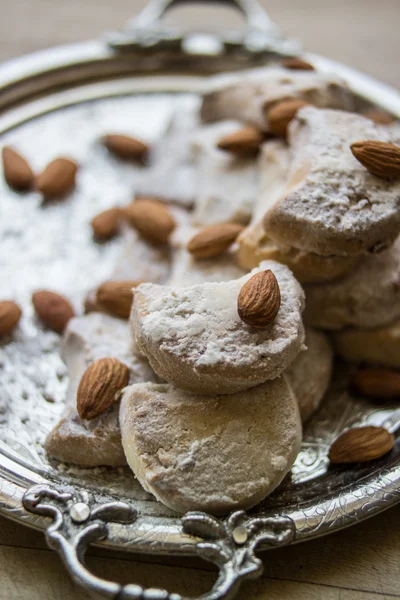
[1,1,399,598]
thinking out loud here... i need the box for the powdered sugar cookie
[237,141,359,281]
[304,237,400,330]
[46,313,157,466]
[136,107,198,208]
[287,328,333,422]
[191,121,258,226]
[132,261,305,394]
[263,107,400,257]
[333,319,400,368]
[201,66,355,131]
[120,378,301,514]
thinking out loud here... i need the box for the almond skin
[281,57,315,71]
[328,426,394,464]
[0,301,22,336]
[351,368,400,400]
[36,157,78,199]
[32,290,75,333]
[96,280,141,319]
[2,146,34,191]
[123,199,176,245]
[216,127,264,156]
[266,99,310,137]
[350,140,400,179]
[91,207,121,241]
[77,357,130,420]
[103,134,149,162]
[237,270,281,328]
[187,224,244,259]
[361,109,393,126]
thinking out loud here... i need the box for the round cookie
[237,221,359,283]
[287,328,333,422]
[333,319,400,368]
[120,379,301,514]
[304,236,400,330]
[132,261,305,395]
[263,108,400,257]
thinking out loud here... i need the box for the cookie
[304,236,400,330]
[45,313,157,466]
[287,328,333,422]
[263,107,400,257]
[237,141,359,281]
[120,378,301,514]
[333,319,400,368]
[136,107,198,208]
[201,66,355,131]
[191,121,258,226]
[132,261,305,395]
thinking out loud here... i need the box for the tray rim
[0,40,400,556]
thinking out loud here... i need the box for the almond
[103,134,149,162]
[77,357,130,420]
[281,57,315,71]
[361,109,393,126]
[237,270,281,328]
[216,127,264,156]
[351,368,400,400]
[91,207,121,241]
[2,146,34,191]
[32,290,75,333]
[187,224,244,259]
[328,426,394,464]
[266,99,310,137]
[350,140,400,179]
[0,301,22,336]
[96,280,141,319]
[123,199,176,245]
[36,157,78,199]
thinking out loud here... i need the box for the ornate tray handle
[23,484,295,600]
[107,0,300,57]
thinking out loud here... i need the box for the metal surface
[0,0,400,598]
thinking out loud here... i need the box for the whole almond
[77,357,130,420]
[216,127,264,156]
[0,301,22,336]
[350,140,400,179]
[96,280,141,319]
[2,146,34,191]
[361,109,393,126]
[281,57,315,71]
[32,290,75,333]
[328,426,394,464]
[187,224,244,259]
[351,368,400,400]
[36,157,78,199]
[103,134,149,162]
[91,207,121,241]
[237,270,281,328]
[266,99,310,137]
[123,199,176,245]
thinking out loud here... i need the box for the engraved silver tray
[1,1,400,598]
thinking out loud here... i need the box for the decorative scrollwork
[23,484,295,600]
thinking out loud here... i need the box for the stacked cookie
[46,62,399,515]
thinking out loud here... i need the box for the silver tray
[1,1,400,598]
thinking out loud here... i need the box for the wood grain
[0,1,399,599]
